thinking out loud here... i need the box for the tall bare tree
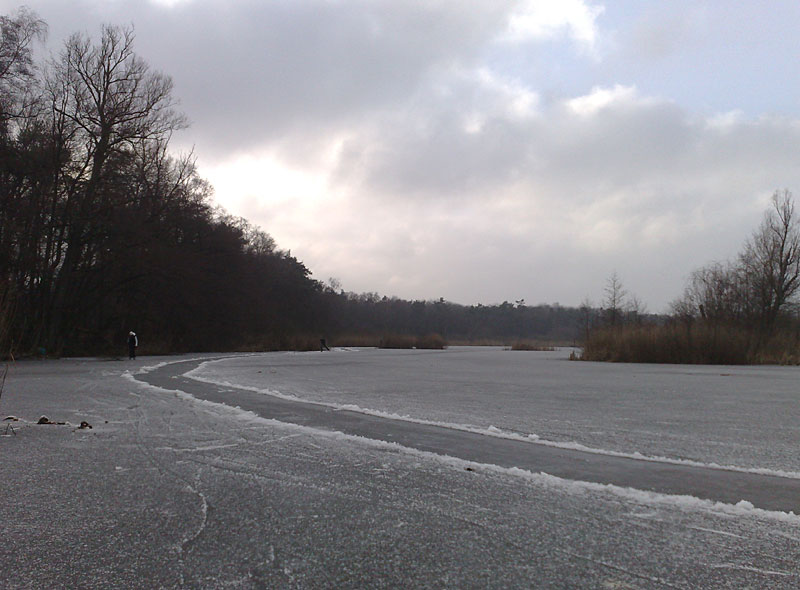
[0,8,47,354]
[49,25,187,198]
[0,7,46,125]
[42,24,188,351]
[739,190,800,334]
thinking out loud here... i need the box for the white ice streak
[182,484,209,549]
[132,364,800,526]
[176,481,210,587]
[710,564,793,577]
[182,358,800,482]
[133,361,172,374]
[154,443,242,453]
[686,526,745,539]
[133,354,258,375]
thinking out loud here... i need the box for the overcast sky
[6,0,800,311]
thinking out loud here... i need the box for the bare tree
[47,25,187,200]
[0,7,47,125]
[577,297,594,341]
[672,262,745,323]
[42,24,189,352]
[739,190,800,334]
[603,271,627,326]
[626,294,647,324]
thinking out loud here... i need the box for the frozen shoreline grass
[581,323,800,365]
[508,340,557,351]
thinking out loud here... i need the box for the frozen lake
[2,348,800,588]
[188,347,800,475]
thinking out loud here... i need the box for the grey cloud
[339,85,800,215]
[12,0,513,155]
[139,1,511,157]
[626,6,708,61]
[316,89,800,308]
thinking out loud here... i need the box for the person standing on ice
[127,331,138,360]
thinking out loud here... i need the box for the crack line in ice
[175,479,210,587]
[182,482,209,550]
[559,549,682,589]
[129,372,800,526]
[686,526,745,539]
[710,564,793,577]
[153,443,242,453]
[773,531,800,542]
[175,359,800,482]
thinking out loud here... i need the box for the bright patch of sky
[5,0,800,310]
[505,0,604,49]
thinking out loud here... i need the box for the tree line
[320,292,588,346]
[0,10,588,357]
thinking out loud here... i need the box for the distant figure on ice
[128,331,138,360]
[320,338,330,352]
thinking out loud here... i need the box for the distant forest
[0,12,596,357]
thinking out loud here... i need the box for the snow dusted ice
[187,347,800,476]
[1,348,800,588]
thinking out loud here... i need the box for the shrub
[579,322,794,365]
[415,333,448,349]
[235,333,321,352]
[509,341,556,351]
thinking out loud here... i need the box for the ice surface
[1,352,800,588]
[186,347,800,475]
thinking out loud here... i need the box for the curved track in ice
[183,357,800,482]
[136,357,800,514]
